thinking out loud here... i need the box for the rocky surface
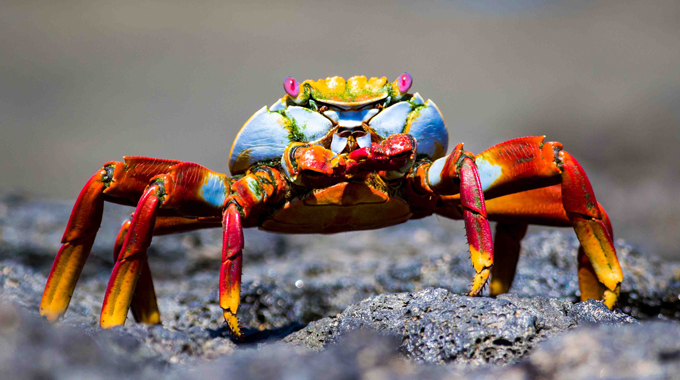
[1,196,680,378]
[284,289,635,364]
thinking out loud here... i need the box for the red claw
[348,134,415,171]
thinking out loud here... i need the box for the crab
[40,73,623,339]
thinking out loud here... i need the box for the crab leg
[220,203,243,338]
[113,215,223,324]
[488,223,527,296]
[433,137,622,308]
[113,218,160,324]
[101,182,163,327]
[40,170,107,321]
[40,158,182,321]
[218,167,287,339]
[560,153,621,307]
[100,162,230,328]
[444,184,616,301]
[425,143,494,295]
[458,157,494,295]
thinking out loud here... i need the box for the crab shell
[228,75,449,176]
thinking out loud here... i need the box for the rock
[284,288,636,365]
[1,197,679,379]
[504,321,680,380]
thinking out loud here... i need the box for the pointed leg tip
[223,310,243,340]
[39,306,63,322]
[468,267,491,297]
[602,285,620,310]
[100,313,128,329]
[488,279,509,297]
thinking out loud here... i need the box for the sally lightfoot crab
[40,73,623,339]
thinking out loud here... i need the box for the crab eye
[397,72,412,93]
[283,76,300,97]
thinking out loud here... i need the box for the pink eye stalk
[398,72,413,93]
[283,76,300,97]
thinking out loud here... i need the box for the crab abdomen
[260,181,411,233]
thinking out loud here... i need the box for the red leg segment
[220,203,244,339]
[422,143,495,296]
[560,151,622,307]
[113,219,160,325]
[40,169,107,321]
[458,157,494,296]
[101,183,162,328]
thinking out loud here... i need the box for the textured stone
[285,289,635,365]
[1,197,678,379]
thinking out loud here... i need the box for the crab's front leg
[215,166,286,338]
[415,143,495,295]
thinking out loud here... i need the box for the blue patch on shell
[406,100,448,160]
[284,106,333,142]
[229,105,333,174]
[367,95,448,161]
[369,101,412,139]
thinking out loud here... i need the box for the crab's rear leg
[40,158,180,321]
[445,137,622,307]
[112,215,222,324]
[489,222,527,296]
[113,219,159,324]
[100,162,230,328]
[464,183,615,302]
[425,143,495,295]
[560,151,621,307]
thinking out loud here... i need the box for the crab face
[228,73,448,175]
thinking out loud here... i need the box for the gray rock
[0,197,678,379]
[478,321,680,380]
[285,288,636,365]
[530,322,680,379]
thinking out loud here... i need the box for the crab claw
[294,145,335,176]
[348,134,415,172]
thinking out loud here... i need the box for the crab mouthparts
[331,129,372,155]
[325,108,378,155]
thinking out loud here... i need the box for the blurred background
[1,0,678,259]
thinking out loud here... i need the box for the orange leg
[100,162,229,328]
[559,152,622,307]
[40,158,180,321]
[439,184,618,304]
[101,183,163,328]
[433,136,622,308]
[112,215,222,325]
[489,222,527,296]
[113,219,159,324]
